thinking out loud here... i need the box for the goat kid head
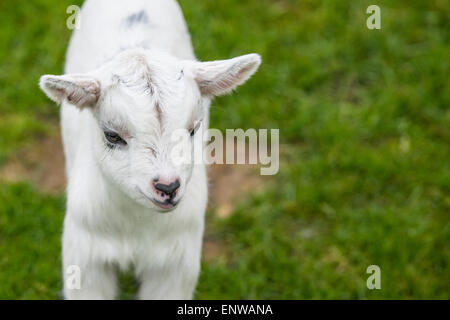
[39,49,261,212]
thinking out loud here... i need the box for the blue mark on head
[125,10,150,28]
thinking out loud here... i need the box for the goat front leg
[137,263,200,300]
[62,222,118,300]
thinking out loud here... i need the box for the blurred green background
[0,0,449,299]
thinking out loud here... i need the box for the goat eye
[190,121,201,137]
[104,131,126,145]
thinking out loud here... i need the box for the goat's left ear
[39,74,101,109]
[192,53,261,97]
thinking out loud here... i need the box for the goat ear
[193,53,261,96]
[39,74,101,108]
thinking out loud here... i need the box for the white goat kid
[39,0,260,300]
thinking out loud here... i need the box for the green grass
[0,183,63,299]
[0,0,448,299]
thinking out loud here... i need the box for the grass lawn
[0,0,448,299]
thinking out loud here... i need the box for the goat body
[40,0,261,299]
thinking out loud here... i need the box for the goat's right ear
[39,74,101,109]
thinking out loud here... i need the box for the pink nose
[152,177,181,201]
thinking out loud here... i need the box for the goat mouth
[151,198,179,210]
[136,187,179,211]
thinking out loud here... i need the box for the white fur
[39,0,260,300]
